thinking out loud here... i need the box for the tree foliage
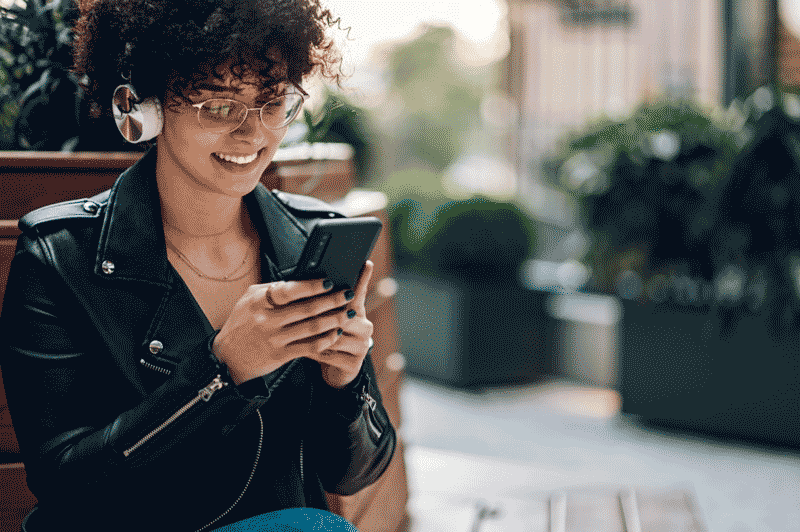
[384,25,483,172]
[0,0,81,150]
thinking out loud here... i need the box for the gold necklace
[165,238,257,281]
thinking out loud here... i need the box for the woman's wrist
[206,328,244,385]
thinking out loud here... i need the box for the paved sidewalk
[399,377,800,532]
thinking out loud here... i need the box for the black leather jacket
[0,147,396,531]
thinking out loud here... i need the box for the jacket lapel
[94,148,172,287]
[244,184,309,278]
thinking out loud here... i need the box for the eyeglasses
[190,84,307,132]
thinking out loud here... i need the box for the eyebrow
[193,82,242,93]
[192,82,288,99]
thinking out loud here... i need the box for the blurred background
[3,0,800,530]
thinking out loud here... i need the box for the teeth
[215,152,258,165]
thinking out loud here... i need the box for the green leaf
[0,48,13,67]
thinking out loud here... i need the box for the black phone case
[291,217,383,290]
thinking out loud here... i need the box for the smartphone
[291,217,383,291]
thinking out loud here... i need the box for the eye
[209,104,232,117]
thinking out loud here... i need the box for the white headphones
[111,83,163,143]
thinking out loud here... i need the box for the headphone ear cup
[112,84,163,143]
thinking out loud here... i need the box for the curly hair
[72,0,344,118]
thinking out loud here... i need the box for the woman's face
[157,71,289,198]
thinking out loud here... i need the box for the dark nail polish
[337,328,344,336]
[347,309,357,319]
[344,290,355,301]
[323,279,334,290]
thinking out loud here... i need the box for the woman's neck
[157,170,246,241]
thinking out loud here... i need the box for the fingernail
[337,328,344,336]
[347,309,357,319]
[323,279,334,290]
[344,290,355,301]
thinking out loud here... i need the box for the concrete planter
[619,300,800,448]
[394,269,556,388]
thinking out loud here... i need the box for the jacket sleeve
[306,352,397,496]
[269,190,397,495]
[0,237,270,527]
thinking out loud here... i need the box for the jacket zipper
[136,362,263,531]
[299,439,304,487]
[360,386,383,440]
[195,409,264,532]
[300,370,313,495]
[123,375,227,457]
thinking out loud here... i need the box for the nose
[229,108,267,146]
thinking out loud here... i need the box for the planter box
[394,269,556,388]
[619,300,800,448]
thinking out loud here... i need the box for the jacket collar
[94,146,308,285]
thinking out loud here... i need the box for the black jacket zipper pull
[360,385,377,411]
[359,384,382,440]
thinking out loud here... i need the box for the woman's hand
[311,261,374,389]
[211,273,362,385]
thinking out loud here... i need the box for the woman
[0,0,396,530]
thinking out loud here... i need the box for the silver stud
[328,212,336,218]
[101,260,115,274]
[149,340,164,355]
[82,201,98,214]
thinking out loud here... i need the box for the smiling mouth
[213,151,260,165]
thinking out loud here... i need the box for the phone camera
[308,234,331,269]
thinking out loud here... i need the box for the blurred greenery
[389,193,536,282]
[385,25,483,173]
[708,93,800,332]
[296,88,377,184]
[382,167,450,264]
[0,0,81,150]
[543,86,800,335]
[422,197,536,280]
[542,99,742,292]
[374,25,535,277]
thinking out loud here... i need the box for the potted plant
[1,0,78,150]
[387,188,553,388]
[545,91,800,448]
[542,99,741,294]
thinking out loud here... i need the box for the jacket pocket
[123,375,228,457]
